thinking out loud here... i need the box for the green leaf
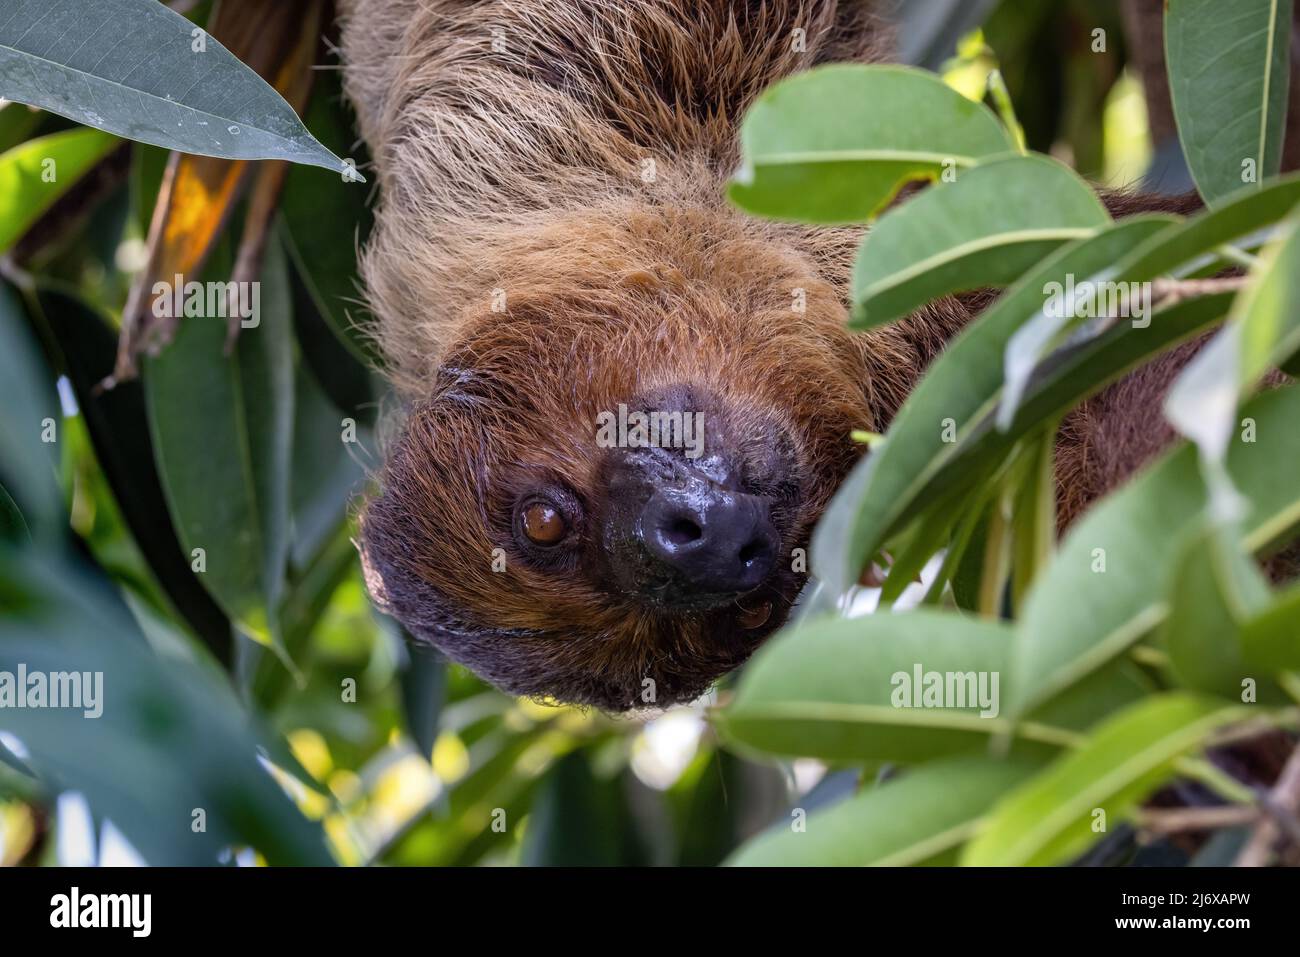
[717,609,1146,764]
[719,612,1017,764]
[961,694,1248,866]
[1008,384,1300,717]
[0,548,333,865]
[1165,214,1300,466]
[400,641,447,763]
[0,282,62,540]
[851,155,1108,327]
[727,755,1036,866]
[812,218,1169,597]
[1239,582,1300,673]
[1118,174,1300,280]
[728,64,1015,224]
[1165,0,1293,206]
[519,752,649,866]
[0,128,118,252]
[281,70,378,366]
[1161,524,1273,699]
[143,240,294,648]
[911,292,1235,536]
[33,285,232,663]
[0,0,355,176]
[0,100,41,152]
[286,350,365,570]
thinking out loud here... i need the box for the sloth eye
[521,500,568,546]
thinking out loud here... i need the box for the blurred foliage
[0,0,1295,868]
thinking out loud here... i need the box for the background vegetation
[1,0,1297,866]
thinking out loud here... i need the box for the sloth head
[358,211,877,711]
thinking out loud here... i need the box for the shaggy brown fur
[338,0,1235,710]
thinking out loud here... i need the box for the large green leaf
[0,0,353,174]
[812,219,1169,597]
[851,155,1108,327]
[1165,214,1300,465]
[143,241,294,648]
[727,755,1036,866]
[0,127,118,253]
[1165,0,1293,206]
[0,548,334,865]
[728,64,1015,224]
[961,694,1248,866]
[718,612,1018,763]
[1008,384,1300,717]
[1161,525,1274,699]
[717,610,1146,764]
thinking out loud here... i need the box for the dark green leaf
[1165,0,1293,205]
[0,0,354,175]
[143,239,294,648]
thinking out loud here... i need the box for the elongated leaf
[400,641,447,763]
[915,292,1235,528]
[281,67,377,366]
[519,752,648,866]
[728,64,1015,224]
[962,694,1248,866]
[728,755,1035,866]
[1240,582,1300,672]
[719,612,1017,763]
[813,219,1170,597]
[0,0,352,174]
[852,155,1108,327]
[1161,525,1273,698]
[717,610,1147,764]
[1119,173,1300,280]
[33,285,232,663]
[0,128,117,252]
[1165,0,1293,206]
[1166,215,1300,465]
[143,240,294,647]
[0,282,61,540]
[0,548,333,865]
[1008,384,1300,717]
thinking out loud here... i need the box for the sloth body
[340,0,1195,710]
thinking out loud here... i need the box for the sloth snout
[638,486,778,601]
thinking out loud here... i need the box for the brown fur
[337,0,1257,710]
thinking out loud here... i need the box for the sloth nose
[639,488,778,596]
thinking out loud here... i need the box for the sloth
[338,0,1205,711]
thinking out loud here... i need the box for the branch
[1236,738,1300,866]
[1151,276,1250,310]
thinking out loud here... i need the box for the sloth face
[359,248,872,711]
